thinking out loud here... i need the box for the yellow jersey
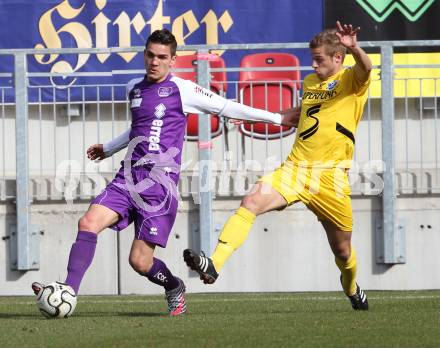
[289,67,370,167]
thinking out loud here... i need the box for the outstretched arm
[227,105,301,128]
[174,78,297,127]
[219,100,298,127]
[336,20,372,85]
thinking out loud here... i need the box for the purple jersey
[127,75,185,173]
[93,73,235,247]
[124,73,234,183]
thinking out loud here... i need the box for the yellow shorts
[258,161,353,231]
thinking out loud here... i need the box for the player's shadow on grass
[0,311,164,320]
[117,312,164,318]
[0,313,42,319]
[70,311,163,318]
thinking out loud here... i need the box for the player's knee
[241,195,262,215]
[78,214,101,232]
[129,255,154,274]
[334,246,351,262]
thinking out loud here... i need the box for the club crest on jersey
[158,87,173,97]
[327,80,338,90]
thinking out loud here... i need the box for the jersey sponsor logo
[327,80,338,90]
[149,104,166,151]
[154,103,166,119]
[158,86,173,97]
[194,85,213,98]
[299,104,321,141]
[131,88,143,107]
[149,119,163,151]
[302,90,337,100]
[154,271,167,283]
[149,227,158,235]
[131,98,142,108]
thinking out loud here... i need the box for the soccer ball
[35,282,77,318]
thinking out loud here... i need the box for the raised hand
[335,21,360,49]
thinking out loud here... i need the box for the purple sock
[64,231,97,294]
[144,257,179,291]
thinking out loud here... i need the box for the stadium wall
[1,195,439,295]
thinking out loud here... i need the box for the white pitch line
[1,294,440,306]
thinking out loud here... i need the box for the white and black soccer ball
[35,282,77,318]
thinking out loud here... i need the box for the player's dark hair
[309,29,346,58]
[146,29,177,56]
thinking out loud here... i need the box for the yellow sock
[335,247,357,296]
[211,206,256,272]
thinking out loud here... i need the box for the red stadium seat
[238,52,301,139]
[173,54,227,141]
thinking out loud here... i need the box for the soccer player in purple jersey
[31,29,298,316]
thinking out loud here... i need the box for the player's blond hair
[309,29,346,59]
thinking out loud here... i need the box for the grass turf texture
[1,291,439,348]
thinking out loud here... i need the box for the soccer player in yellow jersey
[183,21,372,310]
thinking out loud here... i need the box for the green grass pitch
[1,291,439,348]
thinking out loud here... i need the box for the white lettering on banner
[54,158,390,209]
[33,0,234,86]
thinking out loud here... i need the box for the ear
[169,54,177,67]
[334,51,344,65]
